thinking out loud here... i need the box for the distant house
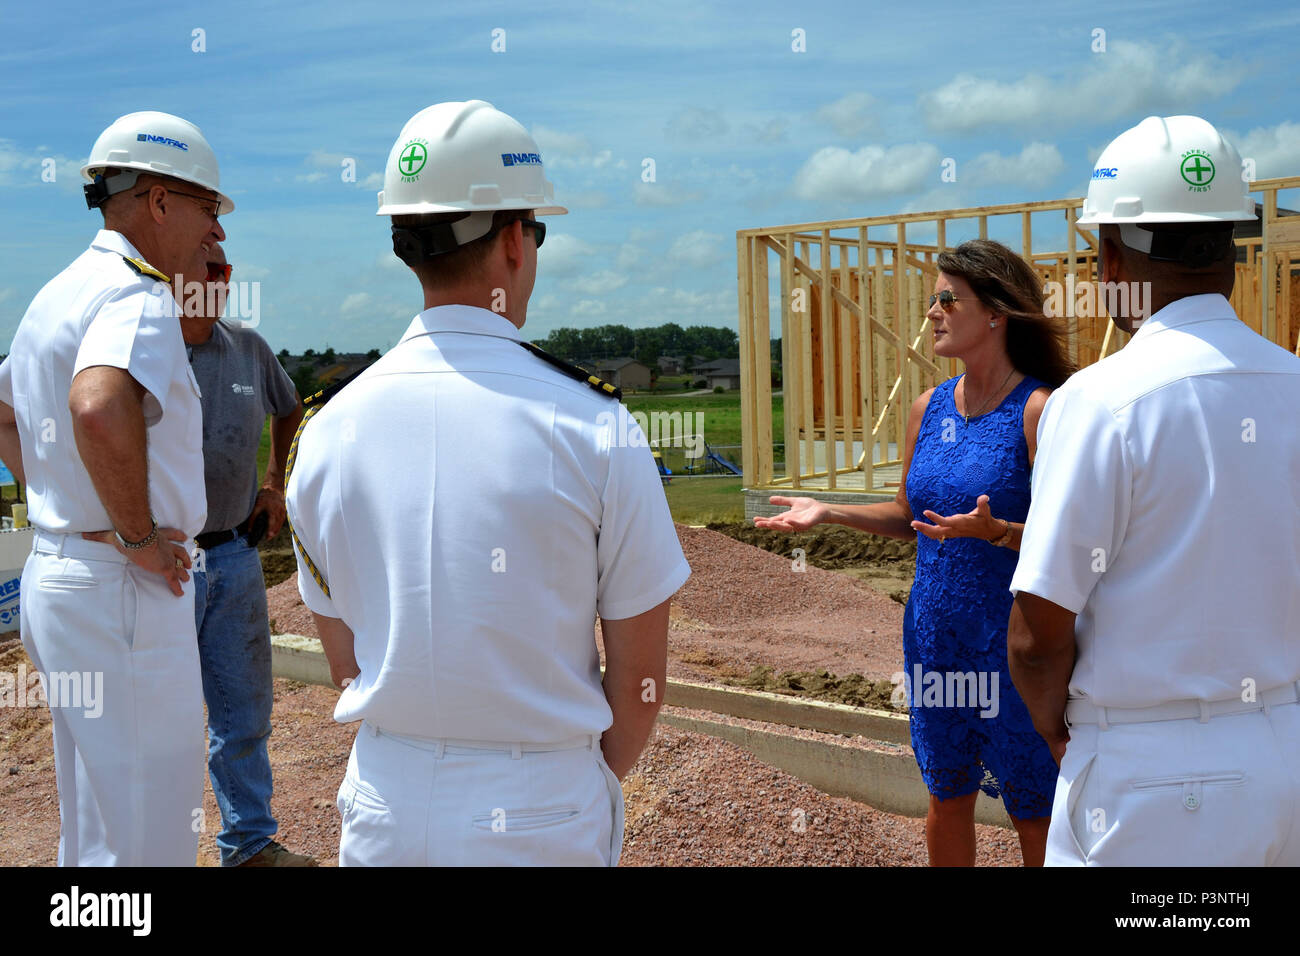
[657,355,685,375]
[693,358,741,390]
[595,358,652,390]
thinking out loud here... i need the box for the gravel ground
[0,638,1018,866]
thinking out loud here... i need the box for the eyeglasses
[207,262,233,283]
[517,218,546,248]
[928,290,961,311]
[134,186,221,221]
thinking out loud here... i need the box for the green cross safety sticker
[398,141,428,178]
[1180,151,1215,188]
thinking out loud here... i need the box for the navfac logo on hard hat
[501,152,543,167]
[137,133,189,151]
[1092,167,1119,180]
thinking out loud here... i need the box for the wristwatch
[988,519,1014,548]
[115,518,159,551]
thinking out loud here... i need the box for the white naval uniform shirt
[286,305,691,742]
[0,230,206,537]
[1011,293,1300,708]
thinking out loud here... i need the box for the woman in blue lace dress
[756,240,1074,865]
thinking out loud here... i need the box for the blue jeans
[193,534,277,866]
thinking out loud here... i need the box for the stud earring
[989,321,997,328]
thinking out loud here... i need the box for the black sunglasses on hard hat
[928,290,961,311]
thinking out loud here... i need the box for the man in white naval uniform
[0,112,231,865]
[1008,115,1300,865]
[286,101,690,866]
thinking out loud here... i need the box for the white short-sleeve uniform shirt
[1011,293,1300,708]
[286,305,690,742]
[0,229,206,538]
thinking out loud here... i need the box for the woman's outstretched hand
[911,493,1003,542]
[753,495,829,532]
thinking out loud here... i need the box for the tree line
[530,324,740,365]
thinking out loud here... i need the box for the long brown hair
[936,239,1075,388]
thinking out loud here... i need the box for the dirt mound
[708,522,916,569]
[725,665,902,711]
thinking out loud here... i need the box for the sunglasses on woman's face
[207,262,233,283]
[928,290,960,311]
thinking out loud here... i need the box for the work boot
[236,840,319,867]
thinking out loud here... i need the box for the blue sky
[1,0,1297,353]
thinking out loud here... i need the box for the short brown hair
[393,209,532,287]
[936,239,1076,388]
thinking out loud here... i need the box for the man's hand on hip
[81,527,193,596]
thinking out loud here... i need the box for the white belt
[1065,681,1300,729]
[32,529,129,564]
[364,721,599,759]
[32,529,198,565]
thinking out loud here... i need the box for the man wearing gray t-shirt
[184,243,310,866]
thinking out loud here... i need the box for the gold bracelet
[989,519,1014,548]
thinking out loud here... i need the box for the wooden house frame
[736,176,1300,503]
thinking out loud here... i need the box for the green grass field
[661,476,746,524]
[622,391,782,451]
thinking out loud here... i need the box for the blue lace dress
[902,374,1057,819]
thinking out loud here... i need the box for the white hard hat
[377,100,565,248]
[82,111,233,214]
[1078,115,1255,227]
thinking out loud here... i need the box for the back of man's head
[392,209,532,290]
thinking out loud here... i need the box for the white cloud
[615,244,641,270]
[920,73,1054,132]
[644,287,735,324]
[633,181,701,206]
[568,271,629,296]
[538,233,596,276]
[235,264,271,280]
[0,288,13,305]
[747,118,789,144]
[531,125,592,157]
[668,230,725,268]
[572,299,607,317]
[560,189,610,210]
[816,92,877,138]
[966,142,1064,187]
[362,172,384,189]
[920,41,1244,131]
[1231,121,1300,181]
[340,292,372,316]
[665,107,728,142]
[792,143,942,200]
[0,140,81,189]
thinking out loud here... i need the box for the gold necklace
[962,369,1016,424]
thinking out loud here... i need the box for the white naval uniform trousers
[1011,294,1300,866]
[1,230,207,865]
[22,533,204,866]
